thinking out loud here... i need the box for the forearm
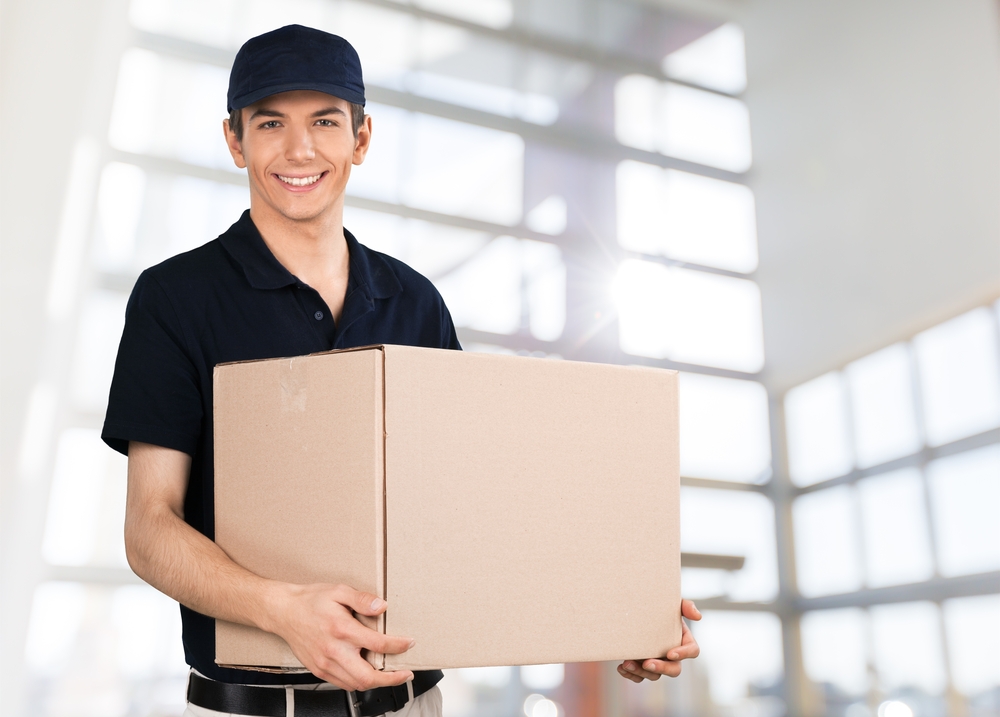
[125,503,289,633]
[122,441,414,689]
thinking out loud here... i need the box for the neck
[248,193,349,287]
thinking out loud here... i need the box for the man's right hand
[269,583,415,690]
[124,442,414,689]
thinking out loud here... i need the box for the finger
[669,631,700,660]
[616,664,642,683]
[621,661,660,682]
[361,667,415,689]
[344,620,416,655]
[337,586,387,616]
[346,621,416,655]
[681,599,702,621]
[641,659,682,678]
[333,649,414,690]
[665,639,699,659]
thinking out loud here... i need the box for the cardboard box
[214,345,681,672]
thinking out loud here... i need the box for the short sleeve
[102,272,203,456]
[439,296,462,351]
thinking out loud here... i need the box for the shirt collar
[219,209,402,300]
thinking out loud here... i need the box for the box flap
[214,348,386,670]
[379,346,681,670]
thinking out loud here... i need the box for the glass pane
[118,173,248,273]
[347,207,566,341]
[25,582,187,716]
[163,176,250,260]
[857,469,934,587]
[784,371,854,486]
[926,444,1000,576]
[614,75,752,172]
[109,48,236,173]
[680,487,778,601]
[519,664,564,690]
[801,608,868,696]
[845,343,921,468]
[436,236,522,334]
[361,101,524,220]
[678,372,771,483]
[525,195,567,236]
[42,429,128,568]
[869,601,946,695]
[680,567,727,600]
[792,486,863,597]
[521,239,566,342]
[93,162,146,272]
[456,666,512,687]
[662,23,747,94]
[661,84,751,173]
[942,595,1000,697]
[130,0,241,48]
[614,74,659,152]
[403,70,559,125]
[24,582,87,679]
[349,103,406,204]
[71,291,129,413]
[613,260,764,372]
[914,307,1000,446]
[691,611,783,706]
[616,160,758,273]
[410,0,512,29]
[344,206,489,279]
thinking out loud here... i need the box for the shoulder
[360,243,446,306]
[139,239,233,289]
[126,240,235,323]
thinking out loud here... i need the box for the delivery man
[102,24,701,717]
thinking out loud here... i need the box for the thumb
[681,599,702,621]
[340,586,387,616]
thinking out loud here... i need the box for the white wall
[0,1,127,713]
[740,0,1000,392]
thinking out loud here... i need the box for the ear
[223,117,247,169]
[352,114,373,166]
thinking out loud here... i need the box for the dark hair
[228,102,366,142]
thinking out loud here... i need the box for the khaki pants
[183,679,443,717]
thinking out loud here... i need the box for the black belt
[187,670,440,717]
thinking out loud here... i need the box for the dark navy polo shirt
[102,209,459,685]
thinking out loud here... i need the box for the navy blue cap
[227,25,365,112]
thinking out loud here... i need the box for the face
[223,90,371,224]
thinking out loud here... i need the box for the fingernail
[669,652,679,660]
[371,598,385,610]
[625,661,636,670]
[408,639,416,649]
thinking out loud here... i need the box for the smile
[275,172,325,187]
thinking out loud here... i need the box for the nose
[284,123,315,163]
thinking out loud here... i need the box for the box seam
[381,347,388,669]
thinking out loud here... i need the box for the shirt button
[314,310,324,321]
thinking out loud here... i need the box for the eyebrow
[248,106,347,121]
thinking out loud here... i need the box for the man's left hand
[617,599,701,682]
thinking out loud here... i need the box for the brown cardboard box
[214,345,681,672]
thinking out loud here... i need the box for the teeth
[277,173,322,186]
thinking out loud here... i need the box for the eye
[316,119,337,127]
[260,120,280,129]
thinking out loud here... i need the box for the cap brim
[228,81,366,111]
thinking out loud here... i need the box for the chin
[274,200,330,223]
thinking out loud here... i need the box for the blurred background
[1,0,999,715]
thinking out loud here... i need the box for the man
[102,24,700,717]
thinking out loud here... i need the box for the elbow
[123,512,152,581]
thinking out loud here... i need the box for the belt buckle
[347,689,362,717]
